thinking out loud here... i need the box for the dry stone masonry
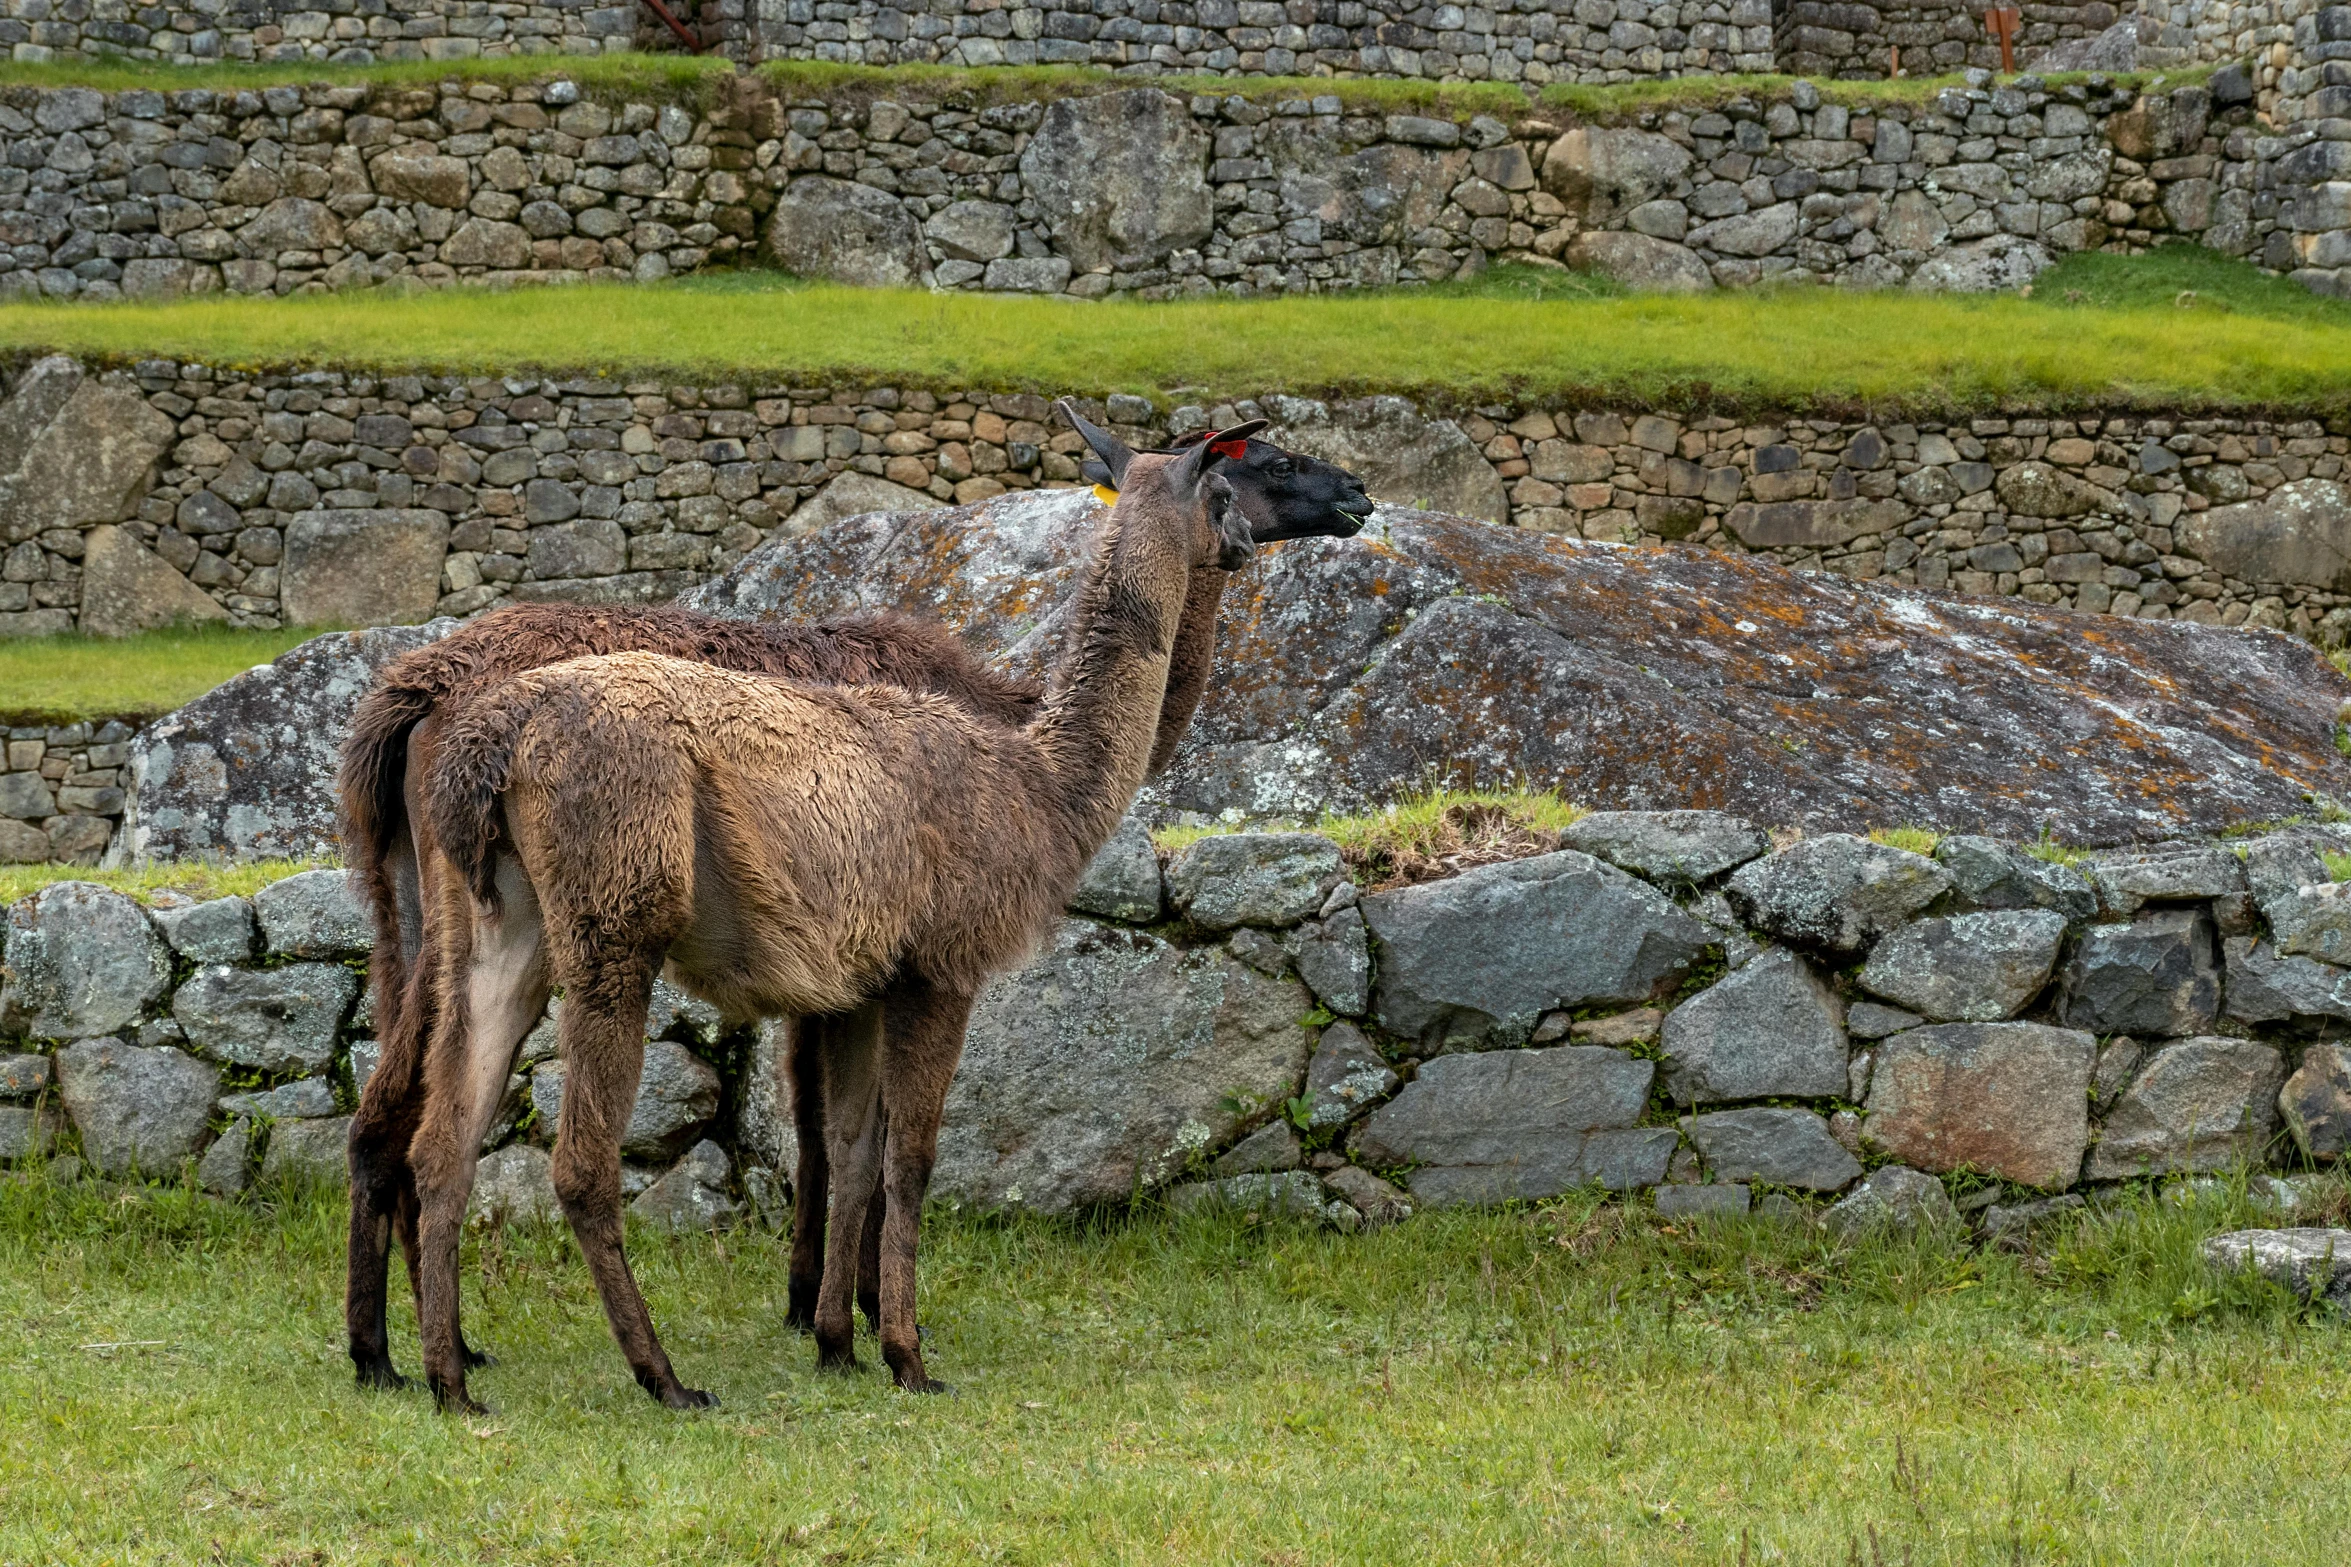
[9,818,2349,1238]
[0,0,649,67]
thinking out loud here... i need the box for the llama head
[1105,417,1267,573]
[1059,401,1370,544]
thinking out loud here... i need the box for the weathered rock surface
[1687,1107,1861,1191]
[2221,938,2351,1024]
[1,882,170,1039]
[1288,905,1371,1016]
[0,1101,60,1160]
[2060,908,2221,1037]
[1543,127,1694,220]
[1564,231,1714,292]
[469,1142,560,1228]
[1862,1022,2096,1189]
[149,896,254,963]
[54,1038,218,1175]
[0,358,178,547]
[1068,815,1163,922]
[173,963,358,1075]
[735,1020,798,1178]
[1822,1165,1959,1235]
[1321,1162,1412,1224]
[531,1039,719,1162]
[1857,909,2069,1022]
[2087,1037,2286,1179]
[2179,481,2351,592]
[253,869,371,957]
[2201,1227,2351,1307]
[2086,843,2245,914]
[195,1116,254,1194]
[1169,1168,1328,1220]
[1351,1044,1673,1205]
[2263,880,2351,966]
[0,1051,50,1095]
[1659,947,1848,1105]
[775,470,942,538]
[764,175,929,288]
[218,1077,336,1120]
[1727,835,1952,954]
[1210,1119,1301,1177]
[1558,810,1768,884]
[261,1113,352,1186]
[120,620,456,862]
[1847,1001,1924,1039]
[75,524,228,637]
[1262,396,1509,524]
[2278,1042,2351,1162]
[1018,91,1213,272]
[1166,832,1342,930]
[1933,835,2099,919]
[1303,1020,1398,1129]
[280,509,451,628]
[933,920,1314,1213]
[1905,234,2051,293]
[1362,849,1712,1050]
[630,1139,738,1233]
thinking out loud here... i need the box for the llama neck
[1027,516,1189,855]
[1147,568,1229,777]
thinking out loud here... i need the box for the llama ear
[1170,418,1269,491]
[1057,399,1133,487]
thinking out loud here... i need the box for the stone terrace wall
[755,0,1775,82]
[0,0,646,67]
[1776,0,2119,80]
[0,74,2271,304]
[6,823,2348,1234]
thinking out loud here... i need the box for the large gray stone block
[934,920,1314,1214]
[765,175,928,288]
[53,1038,219,1176]
[1166,832,1342,930]
[2,882,170,1040]
[261,1113,352,1186]
[1558,809,1768,884]
[469,1142,560,1228]
[1933,835,2098,920]
[1862,1022,2096,1190]
[2087,1037,2286,1180]
[1659,946,1848,1105]
[1363,849,1712,1051]
[173,962,358,1075]
[0,360,177,546]
[2264,880,2351,966]
[2060,908,2220,1037]
[630,1140,738,1233]
[1018,90,1212,272]
[253,868,371,957]
[2085,843,2245,914]
[2221,937,2351,1024]
[1687,1107,1860,1191]
[76,524,227,637]
[280,508,451,628]
[1262,394,1509,523]
[1352,1045,1672,1205]
[1857,909,2069,1022]
[1725,835,1952,955]
[1067,815,1162,923]
[149,896,254,963]
[2202,1227,2351,1307]
[2179,480,2351,593]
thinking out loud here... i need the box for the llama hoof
[353,1359,410,1393]
[662,1385,719,1411]
[461,1344,497,1370]
[816,1349,863,1375]
[899,1376,952,1396]
[430,1385,490,1417]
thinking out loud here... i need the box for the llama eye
[1269,459,1292,476]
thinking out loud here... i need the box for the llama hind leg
[346,828,427,1391]
[551,961,713,1410]
[812,1000,886,1372]
[784,1014,831,1333]
[875,981,973,1395]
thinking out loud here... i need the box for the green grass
[0,49,732,102]
[0,855,332,909]
[1,1168,2345,1563]
[1868,826,1943,856]
[6,249,2348,415]
[1153,788,1585,888]
[0,623,320,726]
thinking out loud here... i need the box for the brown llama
[337,417,1368,1393]
[398,427,1269,1410]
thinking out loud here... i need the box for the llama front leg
[812,1000,886,1371]
[875,981,974,1394]
[411,870,547,1413]
[783,1013,830,1333]
[550,961,714,1410]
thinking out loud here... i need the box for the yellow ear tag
[1091,484,1120,506]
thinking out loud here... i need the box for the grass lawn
[0,622,320,727]
[2,249,2339,415]
[1,1168,2344,1564]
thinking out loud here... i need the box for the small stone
[1557,810,1769,883]
[1687,1107,1862,1191]
[469,1142,560,1228]
[2085,843,2246,915]
[2090,1035,2143,1109]
[253,869,372,957]
[1169,1169,1329,1220]
[196,1116,255,1195]
[2059,908,2220,1037]
[1981,1193,2084,1250]
[1167,832,1342,930]
[1828,1109,1864,1155]
[1569,1007,1663,1047]
[149,897,255,963]
[218,1077,337,1120]
[2264,882,2351,967]
[1863,1022,2095,1189]
[1933,836,2098,920]
[629,1140,738,1233]
[1822,1166,1958,1237]
[1656,1184,1750,1218]
[1755,1192,1810,1223]
[2201,1228,2351,1308]
[1288,906,1371,1016]
[1857,909,2069,1022]
[1068,816,1161,922]
[1226,928,1293,976]
[1659,947,1848,1105]
[54,1039,219,1176]
[2087,1037,2286,1180]
[1725,835,1952,956]
[1846,1002,1923,1040]
[1321,1163,1411,1224]
[261,1115,352,1187]
[1304,1021,1399,1129]
[0,1102,61,1161]
[2220,937,2351,1024]
[1211,1120,1302,1177]
[2279,1042,2351,1162]
[0,1052,54,1096]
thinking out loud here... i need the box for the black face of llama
[1063,405,1373,543]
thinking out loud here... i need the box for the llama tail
[338,678,439,950]
[427,688,536,913]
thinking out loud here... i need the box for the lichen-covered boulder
[1067,815,1162,923]
[764,175,928,288]
[1933,836,2098,920]
[1727,835,1952,956]
[253,868,371,957]
[1862,1022,2096,1189]
[173,962,358,1075]
[2201,1227,2351,1307]
[2087,1037,2285,1180]
[2060,908,2221,1037]
[1017,90,1212,273]
[1165,832,1341,930]
[1857,909,2069,1022]
[53,1038,219,1176]
[1559,810,1768,884]
[1659,947,1848,1104]
[1,882,170,1039]
[530,1039,718,1162]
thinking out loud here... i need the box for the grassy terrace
[0,249,2343,416]
[1,1169,2345,1563]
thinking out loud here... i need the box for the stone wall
[0,0,648,67]
[6,821,2348,1232]
[0,73,2269,304]
[1776,0,2120,79]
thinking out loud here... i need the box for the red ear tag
[1209,437,1249,460]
